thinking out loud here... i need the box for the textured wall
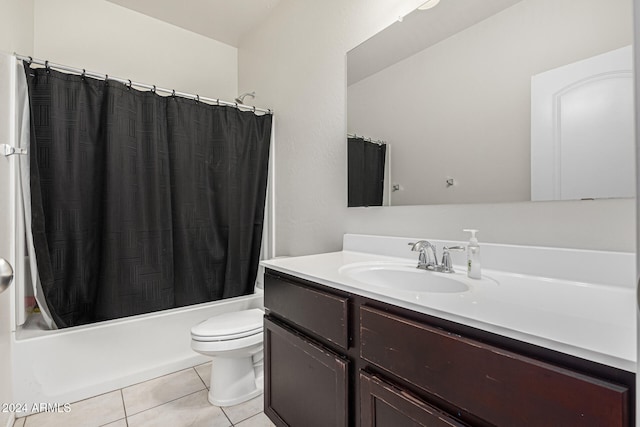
[239,0,636,255]
[33,0,238,101]
[0,0,34,55]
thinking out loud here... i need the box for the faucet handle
[441,246,464,273]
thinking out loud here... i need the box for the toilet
[191,308,264,406]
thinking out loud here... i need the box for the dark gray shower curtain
[24,64,272,328]
[348,137,386,207]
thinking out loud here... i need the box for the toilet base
[208,385,262,407]
[208,355,264,407]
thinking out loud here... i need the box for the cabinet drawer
[360,371,466,427]
[265,272,349,349]
[360,306,629,426]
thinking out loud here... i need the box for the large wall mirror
[347,0,634,207]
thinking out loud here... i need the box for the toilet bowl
[191,308,264,406]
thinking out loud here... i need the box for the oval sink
[339,263,469,293]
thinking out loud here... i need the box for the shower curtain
[347,137,386,207]
[23,63,272,328]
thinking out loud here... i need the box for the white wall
[0,1,33,424]
[33,0,238,101]
[633,0,640,415]
[348,0,632,205]
[239,0,636,256]
[0,56,16,427]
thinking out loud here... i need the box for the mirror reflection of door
[531,46,634,201]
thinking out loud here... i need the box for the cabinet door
[360,305,630,426]
[264,317,349,427]
[360,371,466,427]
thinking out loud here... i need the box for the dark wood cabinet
[264,317,348,427]
[360,305,630,426]
[264,269,634,427]
[360,371,467,427]
[264,273,349,349]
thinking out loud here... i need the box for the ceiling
[106,0,281,47]
[347,0,524,86]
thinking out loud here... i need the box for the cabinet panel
[360,371,466,427]
[360,305,629,427]
[265,272,349,349]
[264,317,348,427]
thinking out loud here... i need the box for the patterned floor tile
[194,362,212,389]
[23,390,124,427]
[222,395,263,424]
[122,368,205,416]
[127,390,230,427]
[234,412,276,427]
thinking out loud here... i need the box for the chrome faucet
[408,241,438,270]
[440,246,465,273]
[409,241,464,273]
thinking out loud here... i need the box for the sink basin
[339,262,470,293]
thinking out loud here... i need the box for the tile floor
[12,362,275,427]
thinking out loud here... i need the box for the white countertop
[262,236,636,373]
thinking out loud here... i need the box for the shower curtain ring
[45,60,50,73]
[196,94,200,103]
[172,89,176,97]
[152,85,156,93]
[127,79,132,90]
[252,106,256,113]
[27,56,32,65]
[81,69,86,80]
[216,99,220,106]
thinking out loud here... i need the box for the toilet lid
[191,308,264,341]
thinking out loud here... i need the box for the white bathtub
[11,291,264,413]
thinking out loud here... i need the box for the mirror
[347,0,634,206]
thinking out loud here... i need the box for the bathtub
[11,290,264,414]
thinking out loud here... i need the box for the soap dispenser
[463,229,481,279]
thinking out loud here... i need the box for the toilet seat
[191,308,264,342]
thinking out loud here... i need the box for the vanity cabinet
[360,305,630,426]
[264,318,348,427]
[264,269,634,427]
[360,371,467,427]
[264,272,350,427]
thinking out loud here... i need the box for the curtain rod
[347,133,386,145]
[14,53,273,115]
